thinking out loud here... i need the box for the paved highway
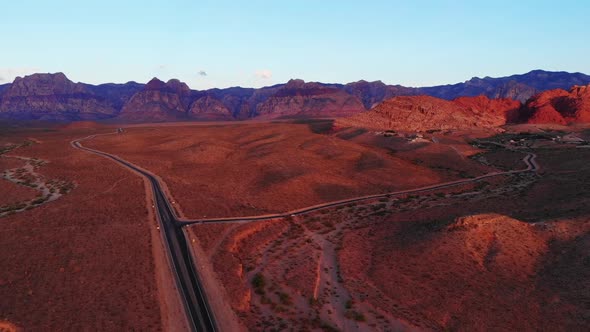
[72,130,539,331]
[72,134,216,332]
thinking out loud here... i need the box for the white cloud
[255,69,272,79]
[0,67,41,83]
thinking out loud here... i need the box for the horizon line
[2,68,589,92]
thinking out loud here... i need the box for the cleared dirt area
[0,127,165,330]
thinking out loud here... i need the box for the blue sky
[1,0,589,89]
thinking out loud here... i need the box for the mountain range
[0,70,589,125]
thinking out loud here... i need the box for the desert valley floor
[0,120,589,331]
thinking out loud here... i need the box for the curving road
[72,130,539,331]
[72,134,216,332]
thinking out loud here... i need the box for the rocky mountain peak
[0,72,117,120]
[145,77,166,90]
[165,79,191,95]
[285,79,306,89]
[5,72,83,97]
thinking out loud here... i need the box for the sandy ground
[0,128,165,330]
[185,133,590,331]
[2,121,588,330]
[85,122,445,219]
[0,177,38,206]
[0,320,22,332]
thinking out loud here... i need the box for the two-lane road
[72,135,216,332]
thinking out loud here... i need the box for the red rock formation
[521,85,590,124]
[454,95,521,122]
[338,95,509,131]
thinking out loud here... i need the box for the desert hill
[520,84,590,124]
[453,95,521,121]
[345,213,590,330]
[336,95,520,131]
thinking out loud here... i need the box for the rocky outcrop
[254,79,364,119]
[453,95,521,122]
[337,95,508,131]
[0,73,117,121]
[117,78,193,122]
[344,80,418,109]
[188,95,234,120]
[520,85,590,124]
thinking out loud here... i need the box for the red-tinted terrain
[1,70,589,122]
[183,128,590,331]
[337,95,520,131]
[1,68,589,332]
[1,119,589,331]
[521,84,590,124]
[453,95,522,121]
[0,126,182,331]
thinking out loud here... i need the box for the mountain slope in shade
[521,84,590,124]
[0,73,117,121]
[420,70,590,102]
[337,95,516,131]
[118,78,193,122]
[85,81,144,111]
[0,83,10,96]
[344,80,419,109]
[254,79,364,119]
[188,95,234,120]
[202,86,272,120]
